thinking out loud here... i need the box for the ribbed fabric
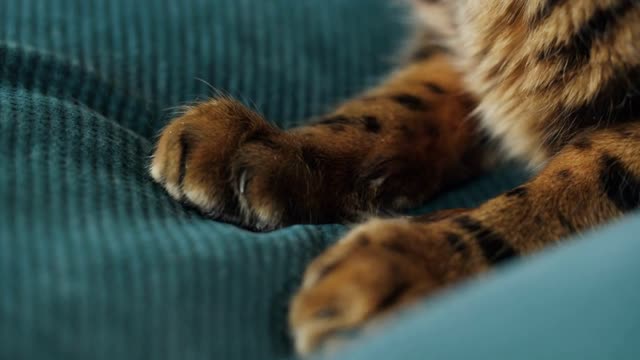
[0,1,531,360]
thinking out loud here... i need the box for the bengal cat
[150,0,640,355]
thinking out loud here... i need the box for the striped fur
[452,0,640,166]
[149,0,640,354]
[289,0,640,354]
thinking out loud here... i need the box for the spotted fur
[150,0,640,355]
[151,53,484,230]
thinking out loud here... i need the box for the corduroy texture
[4,1,635,360]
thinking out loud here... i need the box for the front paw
[150,98,348,230]
[151,98,288,229]
[289,219,458,355]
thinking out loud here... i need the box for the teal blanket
[1,1,638,359]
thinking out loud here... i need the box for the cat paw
[150,96,463,230]
[151,98,318,230]
[289,218,455,355]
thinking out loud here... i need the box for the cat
[150,0,640,354]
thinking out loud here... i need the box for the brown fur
[151,53,486,230]
[150,0,640,355]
